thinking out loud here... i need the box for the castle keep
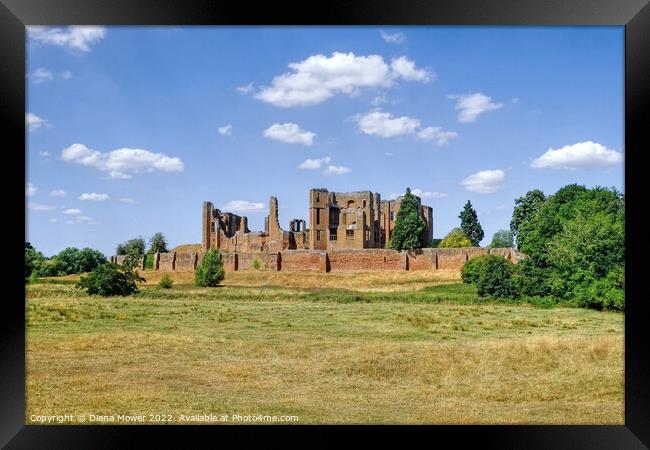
[202,188,434,253]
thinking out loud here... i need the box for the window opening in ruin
[346,229,354,240]
[316,209,320,225]
[390,211,395,220]
[363,200,366,207]
[330,228,337,241]
[316,230,321,241]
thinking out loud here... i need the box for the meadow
[25,270,624,424]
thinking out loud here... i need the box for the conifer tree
[459,200,484,246]
[388,188,427,250]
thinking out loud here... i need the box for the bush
[144,252,155,270]
[195,249,225,287]
[76,263,145,297]
[461,256,486,285]
[158,273,174,289]
[438,228,473,248]
[462,255,519,299]
[252,257,260,270]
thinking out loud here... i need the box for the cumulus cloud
[448,92,504,123]
[119,197,136,203]
[66,214,98,225]
[264,123,315,145]
[30,67,54,83]
[27,202,55,211]
[218,124,232,136]
[61,143,184,179]
[411,189,448,199]
[355,110,420,138]
[222,200,264,212]
[298,157,331,170]
[530,141,623,169]
[39,151,51,157]
[255,52,430,107]
[63,208,82,215]
[26,113,50,131]
[28,26,106,52]
[61,70,73,80]
[236,83,255,94]
[49,189,66,197]
[323,165,351,176]
[380,30,406,44]
[26,182,37,197]
[79,192,109,201]
[354,109,458,145]
[461,170,505,194]
[417,126,459,146]
[390,56,434,82]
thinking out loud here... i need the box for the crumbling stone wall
[405,249,437,271]
[237,252,280,271]
[435,248,468,270]
[175,252,197,271]
[158,252,175,271]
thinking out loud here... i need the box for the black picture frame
[4,0,649,447]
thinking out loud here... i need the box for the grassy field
[26,270,624,424]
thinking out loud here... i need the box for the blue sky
[26,26,624,257]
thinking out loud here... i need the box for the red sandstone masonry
[328,249,403,271]
[406,249,437,271]
[280,250,327,272]
[434,248,468,270]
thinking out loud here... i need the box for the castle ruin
[202,188,434,253]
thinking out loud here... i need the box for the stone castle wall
[113,247,523,273]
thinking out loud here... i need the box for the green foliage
[144,252,154,270]
[26,243,107,278]
[25,242,47,281]
[148,232,168,254]
[158,273,174,289]
[122,247,144,272]
[460,256,486,285]
[510,189,546,249]
[515,184,624,311]
[489,229,513,248]
[429,238,442,248]
[387,188,427,250]
[459,200,484,246]
[252,257,261,270]
[195,249,225,287]
[438,228,472,248]
[116,237,145,256]
[462,255,519,299]
[76,263,145,297]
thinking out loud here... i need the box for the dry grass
[25,273,624,425]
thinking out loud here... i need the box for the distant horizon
[26,26,624,257]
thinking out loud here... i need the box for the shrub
[462,255,519,299]
[438,228,473,248]
[158,273,174,289]
[461,256,486,285]
[476,255,519,299]
[252,257,260,270]
[76,263,145,297]
[195,249,225,287]
[144,252,154,270]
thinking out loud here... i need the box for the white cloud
[26,183,37,197]
[530,141,623,169]
[412,189,448,199]
[448,92,504,123]
[66,214,98,225]
[218,124,233,136]
[222,200,265,212]
[61,71,73,80]
[263,123,315,145]
[461,170,506,194]
[355,110,420,138]
[298,157,331,170]
[417,126,459,146]
[63,208,82,215]
[30,68,54,83]
[380,30,406,44]
[255,52,430,107]
[354,109,457,145]
[119,197,136,203]
[236,83,255,94]
[390,56,434,82]
[323,165,351,176]
[39,151,51,157]
[28,26,106,52]
[26,113,50,131]
[49,189,66,197]
[50,218,58,223]
[79,192,109,201]
[61,143,184,179]
[27,202,55,211]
